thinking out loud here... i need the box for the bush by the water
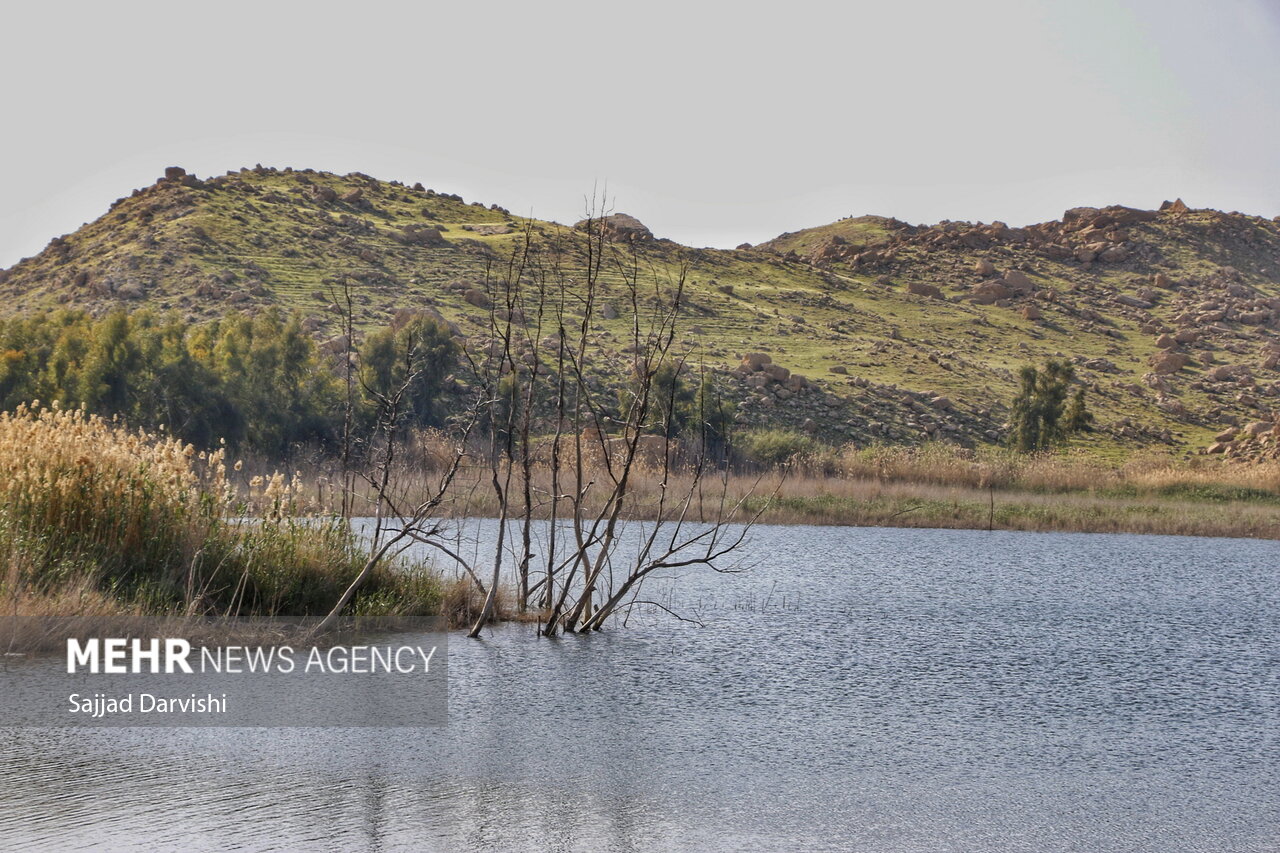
[0,405,442,648]
[738,428,822,466]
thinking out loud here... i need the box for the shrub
[738,428,819,466]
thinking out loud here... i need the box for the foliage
[738,428,818,465]
[0,308,456,457]
[357,312,457,431]
[1009,360,1088,452]
[1064,388,1094,434]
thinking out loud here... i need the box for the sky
[1,0,1278,268]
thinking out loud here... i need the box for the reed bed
[0,405,444,652]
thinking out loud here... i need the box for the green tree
[358,313,456,431]
[624,362,695,438]
[1064,388,1094,434]
[1009,359,1077,452]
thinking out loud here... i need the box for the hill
[4,165,1280,458]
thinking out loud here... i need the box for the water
[2,525,1277,851]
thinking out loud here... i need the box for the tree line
[0,308,456,456]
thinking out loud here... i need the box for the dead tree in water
[459,199,762,636]
[317,198,763,638]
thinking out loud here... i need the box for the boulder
[974,259,995,276]
[972,282,1012,304]
[1063,207,1101,229]
[574,213,653,243]
[463,288,491,308]
[906,281,943,299]
[1155,333,1177,349]
[1021,305,1042,321]
[1002,270,1033,292]
[1098,245,1130,263]
[399,225,446,246]
[762,364,791,382]
[1150,351,1189,374]
[741,352,772,371]
[1116,294,1153,309]
[1174,328,1199,344]
[1153,272,1174,289]
[314,185,337,203]
[1207,364,1248,382]
[1244,421,1273,437]
[164,166,187,180]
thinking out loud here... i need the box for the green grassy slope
[4,168,1280,458]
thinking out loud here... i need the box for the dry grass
[292,438,1280,539]
[0,405,449,652]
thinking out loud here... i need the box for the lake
[2,524,1277,851]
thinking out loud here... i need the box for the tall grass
[302,432,1280,540]
[0,405,442,652]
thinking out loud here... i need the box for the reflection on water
[2,525,1278,851]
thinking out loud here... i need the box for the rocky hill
[5,165,1280,457]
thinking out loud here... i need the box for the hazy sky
[2,0,1277,267]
